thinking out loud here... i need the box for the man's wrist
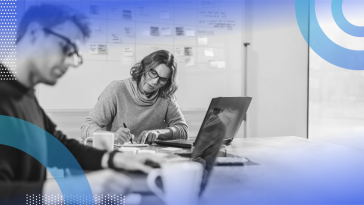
[108,150,123,170]
[101,152,109,168]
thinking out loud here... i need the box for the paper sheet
[123,47,134,57]
[124,27,134,37]
[184,47,193,56]
[204,48,214,57]
[88,44,98,54]
[137,6,147,15]
[122,10,132,20]
[186,57,195,67]
[185,28,196,36]
[217,61,226,68]
[176,27,184,36]
[160,147,183,151]
[174,46,184,56]
[161,27,172,36]
[98,44,107,54]
[89,5,99,15]
[198,36,208,45]
[111,33,121,42]
[150,26,160,36]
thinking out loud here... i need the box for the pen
[123,122,133,144]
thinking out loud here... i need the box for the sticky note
[111,33,121,42]
[88,44,98,54]
[160,11,170,19]
[138,6,147,15]
[124,27,134,37]
[204,49,214,57]
[217,61,226,68]
[186,57,195,67]
[184,47,193,56]
[176,27,184,36]
[161,27,172,36]
[98,44,107,54]
[198,36,208,45]
[150,27,160,36]
[89,5,99,15]
[185,28,195,36]
[123,47,134,57]
[174,46,184,56]
[123,10,132,20]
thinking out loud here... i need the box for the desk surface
[140,136,364,205]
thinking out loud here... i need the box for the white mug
[84,132,114,151]
[147,161,203,205]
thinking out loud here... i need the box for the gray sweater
[81,78,188,140]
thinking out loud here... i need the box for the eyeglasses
[147,68,169,85]
[43,28,83,67]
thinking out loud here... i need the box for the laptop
[154,97,252,149]
[125,97,252,194]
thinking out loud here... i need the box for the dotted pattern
[0,0,16,81]
[26,194,126,205]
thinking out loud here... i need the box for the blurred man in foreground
[0,4,164,204]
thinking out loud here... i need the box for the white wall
[244,0,309,138]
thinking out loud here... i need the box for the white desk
[194,136,364,204]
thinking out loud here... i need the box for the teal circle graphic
[332,0,364,37]
[0,115,95,204]
[296,0,364,70]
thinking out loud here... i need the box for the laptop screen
[191,97,252,192]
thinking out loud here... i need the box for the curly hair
[130,50,178,100]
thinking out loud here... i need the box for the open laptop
[125,97,252,195]
[154,97,252,149]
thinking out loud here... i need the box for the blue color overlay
[331,0,364,37]
[0,115,94,204]
[296,0,364,70]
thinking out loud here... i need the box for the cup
[147,161,203,205]
[84,132,114,151]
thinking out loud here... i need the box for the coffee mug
[147,161,203,205]
[84,132,114,151]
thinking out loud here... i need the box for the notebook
[155,97,252,149]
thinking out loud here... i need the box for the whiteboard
[37,0,244,110]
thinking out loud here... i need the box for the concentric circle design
[296,0,364,70]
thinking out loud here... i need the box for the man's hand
[115,127,134,144]
[113,152,166,173]
[137,130,160,144]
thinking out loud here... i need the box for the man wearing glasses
[0,4,164,203]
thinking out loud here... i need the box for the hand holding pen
[114,123,134,144]
[123,123,134,144]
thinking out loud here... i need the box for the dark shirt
[0,66,106,202]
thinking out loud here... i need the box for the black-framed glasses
[43,28,83,67]
[148,68,169,85]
